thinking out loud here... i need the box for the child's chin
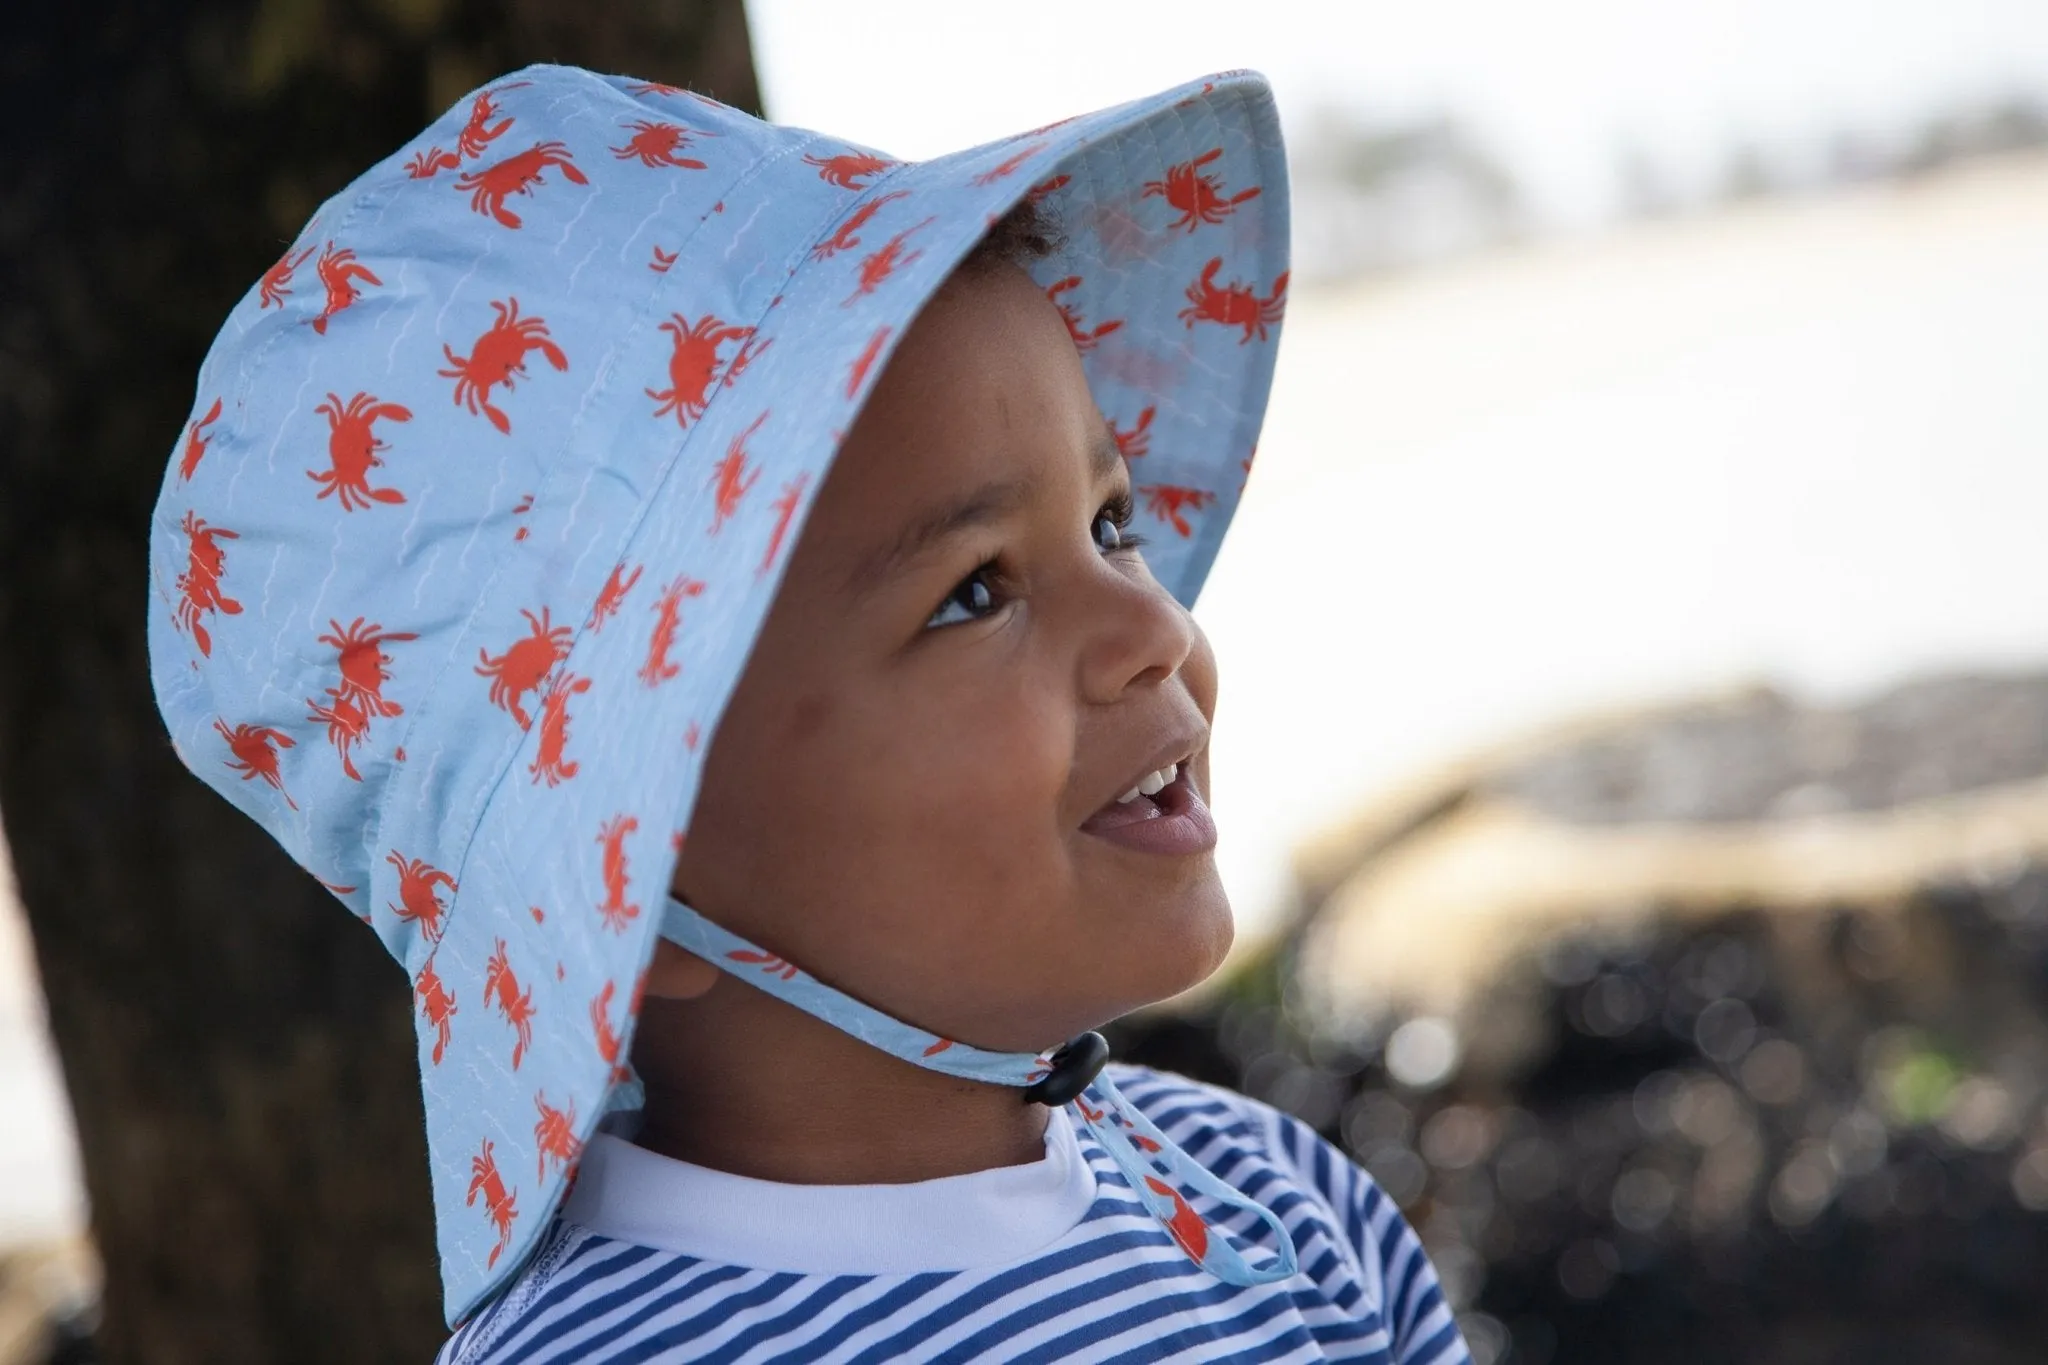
[1125,881,1235,1003]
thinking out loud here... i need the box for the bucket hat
[148,63,1290,1327]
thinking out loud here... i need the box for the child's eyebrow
[844,426,1124,597]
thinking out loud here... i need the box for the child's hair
[959,195,1063,275]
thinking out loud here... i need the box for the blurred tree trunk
[0,4,758,1360]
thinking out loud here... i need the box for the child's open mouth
[1079,760,1218,856]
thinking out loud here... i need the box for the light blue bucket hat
[147,63,1290,1327]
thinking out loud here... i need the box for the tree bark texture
[0,5,759,1360]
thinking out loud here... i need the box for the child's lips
[1079,765,1217,855]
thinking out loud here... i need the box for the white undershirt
[560,1105,1097,1275]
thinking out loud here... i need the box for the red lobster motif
[1109,406,1155,460]
[844,325,891,399]
[309,244,382,336]
[639,576,704,686]
[416,956,457,1065]
[1179,257,1288,343]
[458,83,525,159]
[456,141,589,229]
[595,814,639,933]
[811,191,908,260]
[588,562,642,632]
[803,151,896,190]
[484,938,536,1070]
[646,313,752,427]
[759,473,810,578]
[1045,276,1123,352]
[387,850,458,945]
[259,245,314,309]
[475,606,572,729]
[438,297,569,435]
[708,411,766,535]
[466,1139,518,1270]
[179,397,223,481]
[611,120,713,170]
[528,671,590,786]
[1139,483,1217,538]
[320,617,417,719]
[309,391,410,509]
[215,718,296,810]
[534,1092,583,1182]
[1142,147,1261,232]
[174,510,242,656]
[844,218,936,305]
[970,143,1043,186]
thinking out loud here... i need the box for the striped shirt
[435,1066,1470,1363]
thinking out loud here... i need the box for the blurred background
[5,0,2048,1360]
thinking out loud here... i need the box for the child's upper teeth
[1116,762,1179,804]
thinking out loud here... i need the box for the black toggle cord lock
[1021,1031,1111,1106]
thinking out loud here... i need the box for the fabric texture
[147,63,1290,1326]
[432,1067,1472,1364]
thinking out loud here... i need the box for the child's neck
[629,984,1052,1185]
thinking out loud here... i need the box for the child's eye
[1094,492,1148,555]
[926,564,1003,630]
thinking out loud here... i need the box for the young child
[148,64,1469,1363]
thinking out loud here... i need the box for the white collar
[561,1105,1096,1274]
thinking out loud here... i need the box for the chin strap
[658,893,1299,1288]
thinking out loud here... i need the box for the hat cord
[658,893,1299,1287]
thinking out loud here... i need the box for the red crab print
[534,1092,583,1182]
[811,191,909,260]
[639,576,704,686]
[309,391,410,510]
[970,143,1044,186]
[511,492,533,541]
[649,244,678,273]
[1142,147,1261,232]
[611,119,713,170]
[387,850,458,945]
[304,689,370,781]
[803,151,896,190]
[723,334,771,391]
[1026,173,1070,204]
[179,397,223,481]
[528,670,590,787]
[259,244,314,309]
[595,815,640,933]
[843,218,936,305]
[759,473,810,577]
[319,616,417,719]
[923,1037,955,1057]
[466,1139,518,1270]
[728,948,799,981]
[405,145,461,179]
[308,244,382,336]
[708,411,766,535]
[214,717,296,810]
[456,141,589,229]
[1143,1176,1211,1264]
[1045,277,1123,352]
[1109,405,1155,460]
[173,510,242,656]
[646,313,752,427]
[483,938,536,1070]
[415,956,458,1064]
[591,979,633,1082]
[438,297,569,435]
[845,325,891,398]
[1178,257,1288,343]
[1138,483,1216,537]
[458,82,526,160]
[475,606,571,729]
[588,562,642,632]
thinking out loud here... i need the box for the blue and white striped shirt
[436,1066,1470,1363]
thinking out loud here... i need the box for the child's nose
[1075,572,1198,705]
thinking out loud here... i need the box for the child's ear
[643,938,720,1000]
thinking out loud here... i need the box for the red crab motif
[214,718,297,810]
[319,617,417,720]
[484,938,536,1070]
[456,141,589,229]
[173,510,242,657]
[591,979,632,1082]
[759,473,810,578]
[845,325,892,398]
[309,392,410,510]
[708,411,766,535]
[309,244,382,336]
[1045,276,1123,352]
[406,146,461,180]
[595,815,640,933]
[259,245,314,309]
[438,297,569,435]
[1178,257,1288,343]
[970,142,1044,186]
[649,244,678,273]
[728,948,799,981]
[610,119,713,170]
[387,850,458,945]
[179,397,223,481]
[458,83,525,160]
[1143,1175,1212,1264]
[528,670,591,787]
[1138,483,1217,538]
[639,576,704,686]
[811,191,908,260]
[646,313,752,427]
[475,606,572,729]
[588,562,642,632]
[416,956,457,1065]
[1026,173,1071,204]
[304,689,370,781]
[723,334,771,391]
[1142,147,1261,232]
[534,1092,583,1182]
[466,1139,518,1270]
[1109,406,1155,460]
[803,151,896,190]
[843,218,936,305]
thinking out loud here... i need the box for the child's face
[660,260,1229,1050]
